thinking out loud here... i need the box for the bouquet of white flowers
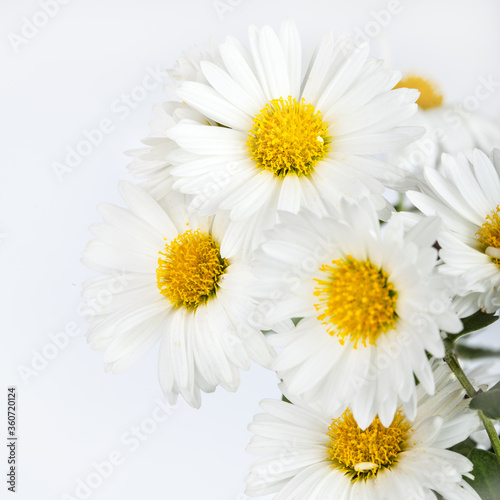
[82,21,500,500]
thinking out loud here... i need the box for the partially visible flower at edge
[386,74,500,180]
[245,360,480,500]
[408,148,500,313]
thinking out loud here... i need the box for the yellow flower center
[314,256,398,348]
[326,408,411,480]
[156,229,227,309]
[394,75,443,110]
[247,96,331,178]
[476,205,500,266]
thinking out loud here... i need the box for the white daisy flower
[164,21,421,246]
[387,74,500,179]
[245,360,480,500]
[407,149,500,313]
[81,182,274,407]
[251,198,462,428]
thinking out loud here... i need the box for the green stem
[479,411,500,458]
[395,192,406,212]
[444,346,500,458]
[444,347,477,395]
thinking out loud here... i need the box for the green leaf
[464,449,500,500]
[261,329,275,335]
[281,394,292,404]
[454,310,499,338]
[449,437,477,457]
[470,382,500,420]
[291,317,303,326]
[455,345,500,360]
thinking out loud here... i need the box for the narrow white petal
[177,81,252,130]
[424,167,485,226]
[277,174,302,213]
[279,20,302,97]
[472,148,500,207]
[167,124,248,155]
[316,43,370,112]
[119,181,179,238]
[258,25,291,99]
[220,39,267,104]
[248,25,272,100]
[200,60,261,118]
[301,31,336,105]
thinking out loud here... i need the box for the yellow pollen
[394,75,443,110]
[247,96,331,178]
[476,205,500,267]
[314,256,398,348]
[156,229,227,310]
[326,409,411,480]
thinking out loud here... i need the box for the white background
[2,1,500,499]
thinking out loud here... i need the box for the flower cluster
[82,21,500,499]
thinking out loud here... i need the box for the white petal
[258,25,291,99]
[472,149,500,207]
[333,127,423,154]
[166,124,248,155]
[119,181,179,238]
[200,60,261,118]
[177,81,252,130]
[316,43,370,112]
[279,20,302,97]
[219,40,267,104]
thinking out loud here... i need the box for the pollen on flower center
[326,408,411,480]
[395,75,443,110]
[313,256,398,348]
[247,96,331,178]
[476,205,500,266]
[156,229,228,309]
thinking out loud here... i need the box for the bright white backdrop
[2,1,500,499]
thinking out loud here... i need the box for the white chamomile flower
[387,74,500,178]
[408,149,500,313]
[251,198,462,429]
[164,20,421,246]
[245,360,480,500]
[81,182,274,408]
